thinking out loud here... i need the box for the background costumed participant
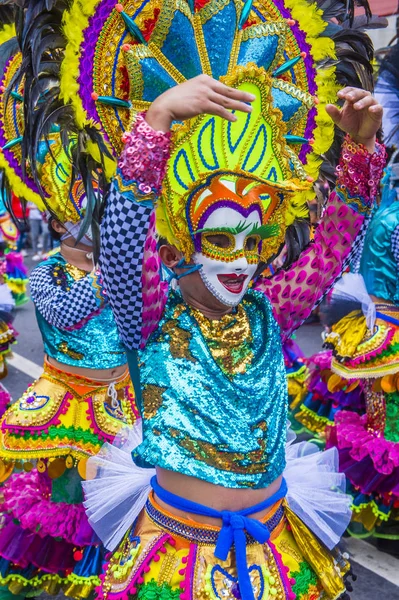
[294,44,399,550]
[0,188,29,308]
[323,217,399,548]
[0,258,16,418]
[0,169,139,598]
[0,32,139,595]
[26,2,384,600]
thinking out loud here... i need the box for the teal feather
[238,0,254,30]
[2,136,23,150]
[186,0,195,14]
[10,91,23,102]
[285,135,309,144]
[273,55,302,77]
[95,96,131,108]
[118,10,147,45]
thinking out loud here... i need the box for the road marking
[8,352,42,380]
[346,537,399,586]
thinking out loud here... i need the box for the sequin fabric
[33,254,127,370]
[119,113,171,195]
[359,200,399,304]
[132,289,287,489]
[336,135,387,206]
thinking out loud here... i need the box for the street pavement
[4,258,399,600]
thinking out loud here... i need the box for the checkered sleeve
[30,264,106,330]
[391,225,399,264]
[100,179,160,350]
[100,114,171,350]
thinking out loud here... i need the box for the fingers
[369,103,383,116]
[206,101,239,122]
[368,103,383,123]
[325,103,342,125]
[212,79,255,104]
[209,92,252,115]
[337,87,382,112]
[337,87,372,104]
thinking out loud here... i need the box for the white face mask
[61,222,93,248]
[193,207,261,307]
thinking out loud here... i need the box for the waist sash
[151,476,288,600]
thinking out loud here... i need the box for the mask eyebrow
[247,223,281,239]
[194,221,251,236]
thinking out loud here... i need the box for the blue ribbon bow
[151,477,288,600]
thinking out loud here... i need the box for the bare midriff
[155,467,283,526]
[47,355,127,381]
[369,295,395,305]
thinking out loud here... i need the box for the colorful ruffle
[295,352,365,435]
[326,410,399,528]
[2,470,95,546]
[326,308,399,380]
[0,468,104,599]
[0,553,102,599]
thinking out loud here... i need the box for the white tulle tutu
[83,421,351,552]
[0,283,15,312]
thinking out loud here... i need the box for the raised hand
[326,87,383,153]
[145,74,255,132]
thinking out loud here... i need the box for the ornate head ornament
[55,0,344,260]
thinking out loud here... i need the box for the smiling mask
[189,175,282,305]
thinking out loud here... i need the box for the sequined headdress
[13,0,375,254]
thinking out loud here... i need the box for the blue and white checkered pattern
[30,262,102,330]
[391,224,399,264]
[100,183,153,350]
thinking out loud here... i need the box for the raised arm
[256,137,385,340]
[100,114,171,350]
[30,262,107,330]
[255,88,386,340]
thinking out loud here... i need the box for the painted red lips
[217,273,248,294]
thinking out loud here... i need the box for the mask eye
[245,235,261,252]
[203,233,234,249]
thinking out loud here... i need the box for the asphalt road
[3,257,399,600]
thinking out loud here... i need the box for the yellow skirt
[100,493,351,600]
[0,359,138,472]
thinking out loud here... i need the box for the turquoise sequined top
[131,289,287,489]
[30,253,126,370]
[359,201,399,304]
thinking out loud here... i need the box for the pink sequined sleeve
[100,113,171,350]
[254,136,387,341]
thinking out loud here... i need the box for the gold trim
[227,29,243,76]
[193,13,213,76]
[199,0,238,25]
[124,48,145,102]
